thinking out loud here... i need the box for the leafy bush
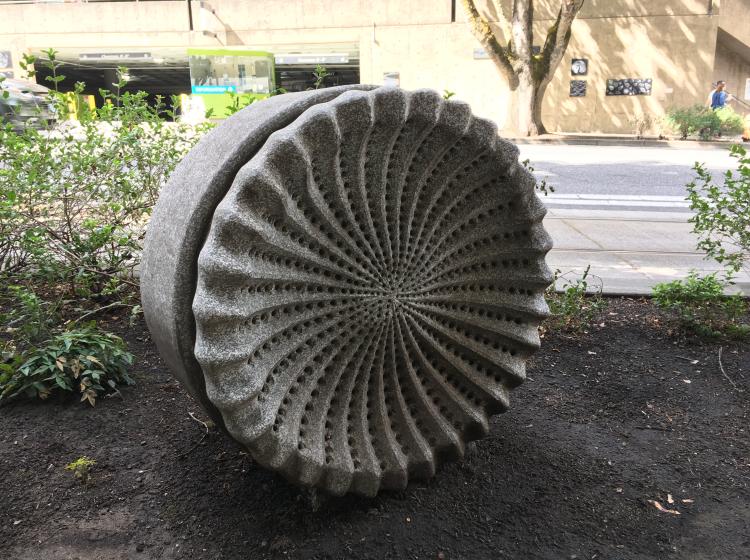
[0,48,214,405]
[545,265,606,332]
[0,89,209,294]
[714,107,745,137]
[652,272,748,339]
[0,323,134,405]
[687,144,750,277]
[666,105,744,140]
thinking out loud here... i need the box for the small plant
[224,91,257,116]
[629,112,653,138]
[0,285,60,351]
[65,456,96,484]
[312,64,330,89]
[443,90,456,100]
[545,265,606,332]
[687,144,749,278]
[0,323,134,405]
[521,158,554,196]
[652,272,748,339]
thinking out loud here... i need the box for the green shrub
[0,98,209,293]
[0,323,134,405]
[687,144,750,277]
[0,50,211,297]
[545,265,606,332]
[667,105,714,139]
[714,106,745,136]
[652,272,748,339]
[666,105,744,140]
[0,50,215,406]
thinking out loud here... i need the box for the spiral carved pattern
[192,88,552,496]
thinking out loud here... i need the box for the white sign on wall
[383,72,400,87]
[274,53,349,65]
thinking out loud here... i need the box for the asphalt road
[518,143,750,294]
[518,144,735,202]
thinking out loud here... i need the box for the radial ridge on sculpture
[181,87,553,496]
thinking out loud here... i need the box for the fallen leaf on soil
[682,499,694,504]
[682,379,692,384]
[588,351,597,355]
[648,500,680,515]
[667,494,674,504]
[615,487,623,493]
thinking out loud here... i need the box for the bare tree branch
[538,0,585,84]
[511,0,533,67]
[461,0,519,89]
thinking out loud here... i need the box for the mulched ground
[0,298,748,560]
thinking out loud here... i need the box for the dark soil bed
[1,298,748,560]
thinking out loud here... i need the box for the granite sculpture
[141,85,552,496]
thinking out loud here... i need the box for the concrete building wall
[1,0,748,134]
[718,0,750,45]
[713,34,750,115]
[541,14,719,133]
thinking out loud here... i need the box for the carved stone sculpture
[141,85,552,496]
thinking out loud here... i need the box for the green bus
[187,48,275,118]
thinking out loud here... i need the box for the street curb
[508,136,743,150]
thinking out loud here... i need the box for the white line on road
[540,194,690,208]
[543,194,688,202]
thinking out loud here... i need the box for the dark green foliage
[0,323,134,405]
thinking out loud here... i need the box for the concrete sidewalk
[545,206,750,295]
[508,132,741,149]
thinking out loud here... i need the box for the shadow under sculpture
[141,85,553,497]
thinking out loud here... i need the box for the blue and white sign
[191,85,237,94]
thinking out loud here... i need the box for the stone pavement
[544,202,750,296]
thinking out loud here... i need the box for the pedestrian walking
[707,80,730,110]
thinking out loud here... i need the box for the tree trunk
[516,74,547,136]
